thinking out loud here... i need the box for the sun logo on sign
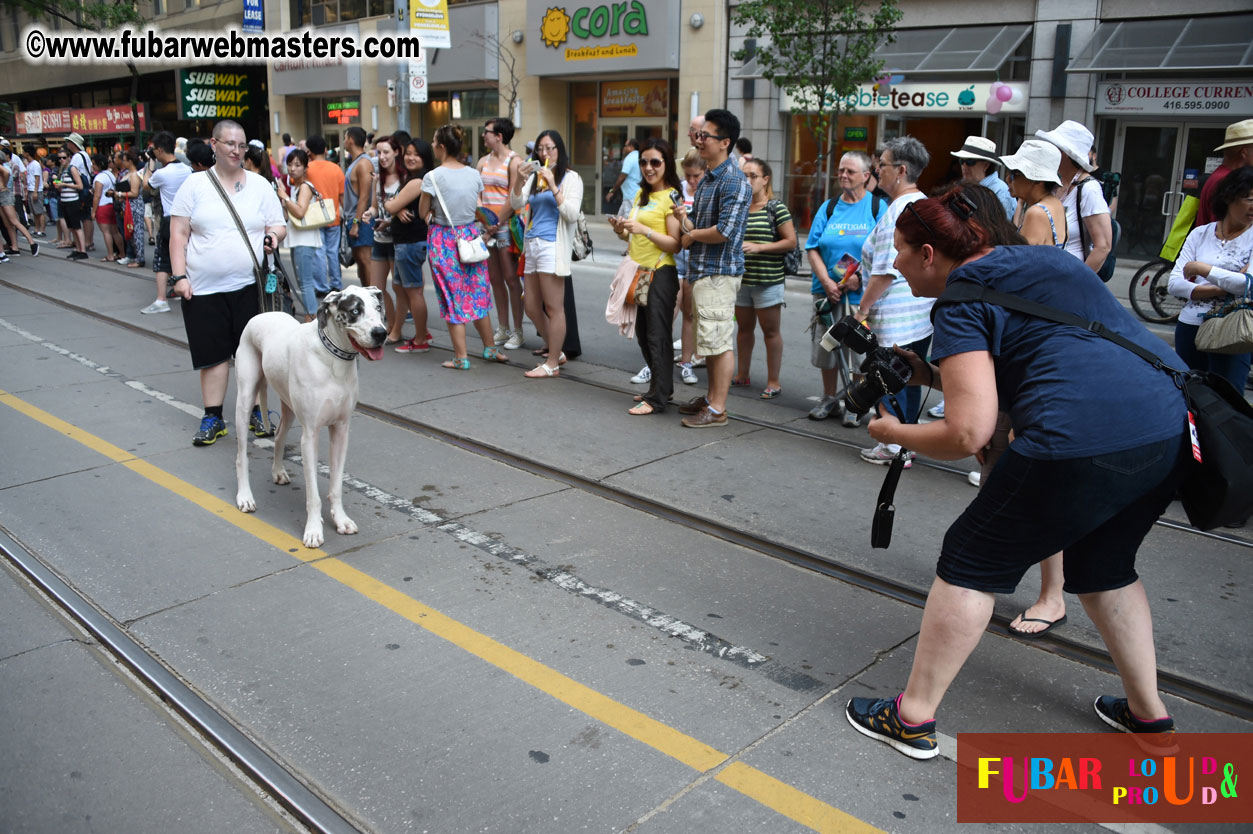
[540,7,570,48]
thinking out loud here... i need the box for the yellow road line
[1,387,882,834]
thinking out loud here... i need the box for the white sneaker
[680,363,698,385]
[630,365,652,384]
[672,338,682,350]
[116,257,130,266]
[842,410,861,428]
[860,442,912,467]
[493,325,510,345]
[503,329,525,350]
[140,300,170,314]
[968,470,982,487]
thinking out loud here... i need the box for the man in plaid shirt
[673,109,752,428]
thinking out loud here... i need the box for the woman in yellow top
[608,138,683,415]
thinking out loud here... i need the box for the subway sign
[528,0,678,75]
[177,70,252,120]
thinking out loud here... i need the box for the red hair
[895,184,993,262]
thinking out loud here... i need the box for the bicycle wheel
[1129,258,1172,323]
[1148,263,1184,323]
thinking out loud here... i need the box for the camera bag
[934,281,1253,531]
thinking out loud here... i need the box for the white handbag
[289,183,334,230]
[429,170,489,264]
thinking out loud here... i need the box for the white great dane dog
[235,286,387,547]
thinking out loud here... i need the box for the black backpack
[765,199,801,275]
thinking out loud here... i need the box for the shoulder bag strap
[934,281,1182,374]
[1074,177,1096,255]
[427,169,454,226]
[207,170,267,305]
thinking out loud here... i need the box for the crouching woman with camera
[845,185,1189,759]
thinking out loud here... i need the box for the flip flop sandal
[1008,613,1067,639]
[524,363,559,378]
[441,357,472,370]
[531,348,549,356]
[760,387,782,399]
[731,377,751,387]
[481,346,509,363]
[628,402,655,415]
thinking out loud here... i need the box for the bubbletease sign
[780,82,1027,115]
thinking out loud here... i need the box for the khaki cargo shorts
[691,273,740,356]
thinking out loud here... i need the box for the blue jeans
[319,224,342,290]
[1175,321,1252,393]
[290,246,323,318]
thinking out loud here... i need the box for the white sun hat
[999,140,1063,186]
[1034,120,1096,172]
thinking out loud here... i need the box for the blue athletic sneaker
[846,694,938,760]
[192,415,227,447]
[249,406,276,438]
[1094,696,1177,754]
[927,400,946,419]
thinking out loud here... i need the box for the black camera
[823,315,912,415]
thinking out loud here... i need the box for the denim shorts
[735,281,785,309]
[371,240,395,262]
[347,218,374,248]
[939,433,1185,595]
[394,242,427,289]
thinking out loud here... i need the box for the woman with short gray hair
[854,135,935,466]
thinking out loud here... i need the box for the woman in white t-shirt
[275,148,325,321]
[92,155,123,262]
[1167,165,1253,392]
[418,125,505,370]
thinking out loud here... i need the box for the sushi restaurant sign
[781,81,1027,115]
[527,0,678,76]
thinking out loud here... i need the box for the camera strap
[871,392,909,550]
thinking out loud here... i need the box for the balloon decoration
[873,71,905,95]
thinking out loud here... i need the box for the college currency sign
[410,0,451,50]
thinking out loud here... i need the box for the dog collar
[318,327,358,361]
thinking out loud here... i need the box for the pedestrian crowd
[5,113,1250,765]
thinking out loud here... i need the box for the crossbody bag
[934,281,1253,531]
[428,170,489,263]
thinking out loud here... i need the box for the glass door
[1113,123,1180,258]
[599,121,665,215]
[1180,125,1229,198]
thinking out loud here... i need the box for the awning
[733,24,1030,78]
[1067,13,1253,72]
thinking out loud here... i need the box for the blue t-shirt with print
[931,245,1185,460]
[805,193,885,301]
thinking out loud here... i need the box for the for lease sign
[1096,81,1253,117]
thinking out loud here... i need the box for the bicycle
[1128,257,1184,324]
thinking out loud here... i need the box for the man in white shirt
[23,150,46,237]
[140,131,192,315]
[169,120,286,447]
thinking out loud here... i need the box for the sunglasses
[958,159,980,166]
[640,158,664,169]
[903,201,934,238]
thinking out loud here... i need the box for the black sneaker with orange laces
[846,694,938,760]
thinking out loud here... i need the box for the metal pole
[395,0,410,133]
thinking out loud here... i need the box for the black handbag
[934,281,1253,531]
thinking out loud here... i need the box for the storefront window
[784,114,876,232]
[570,81,598,214]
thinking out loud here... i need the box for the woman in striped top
[477,118,525,349]
[734,159,795,399]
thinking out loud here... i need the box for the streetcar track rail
[3,276,1251,722]
[0,527,367,834]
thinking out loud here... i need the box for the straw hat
[1034,120,1095,172]
[1000,140,1063,186]
[65,132,86,150]
[950,136,1000,165]
[1215,119,1253,151]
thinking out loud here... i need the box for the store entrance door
[1112,122,1229,260]
[598,121,664,215]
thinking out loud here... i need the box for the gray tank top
[341,152,375,222]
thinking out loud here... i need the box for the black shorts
[62,196,84,230]
[182,284,260,370]
[154,216,172,274]
[938,434,1185,595]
